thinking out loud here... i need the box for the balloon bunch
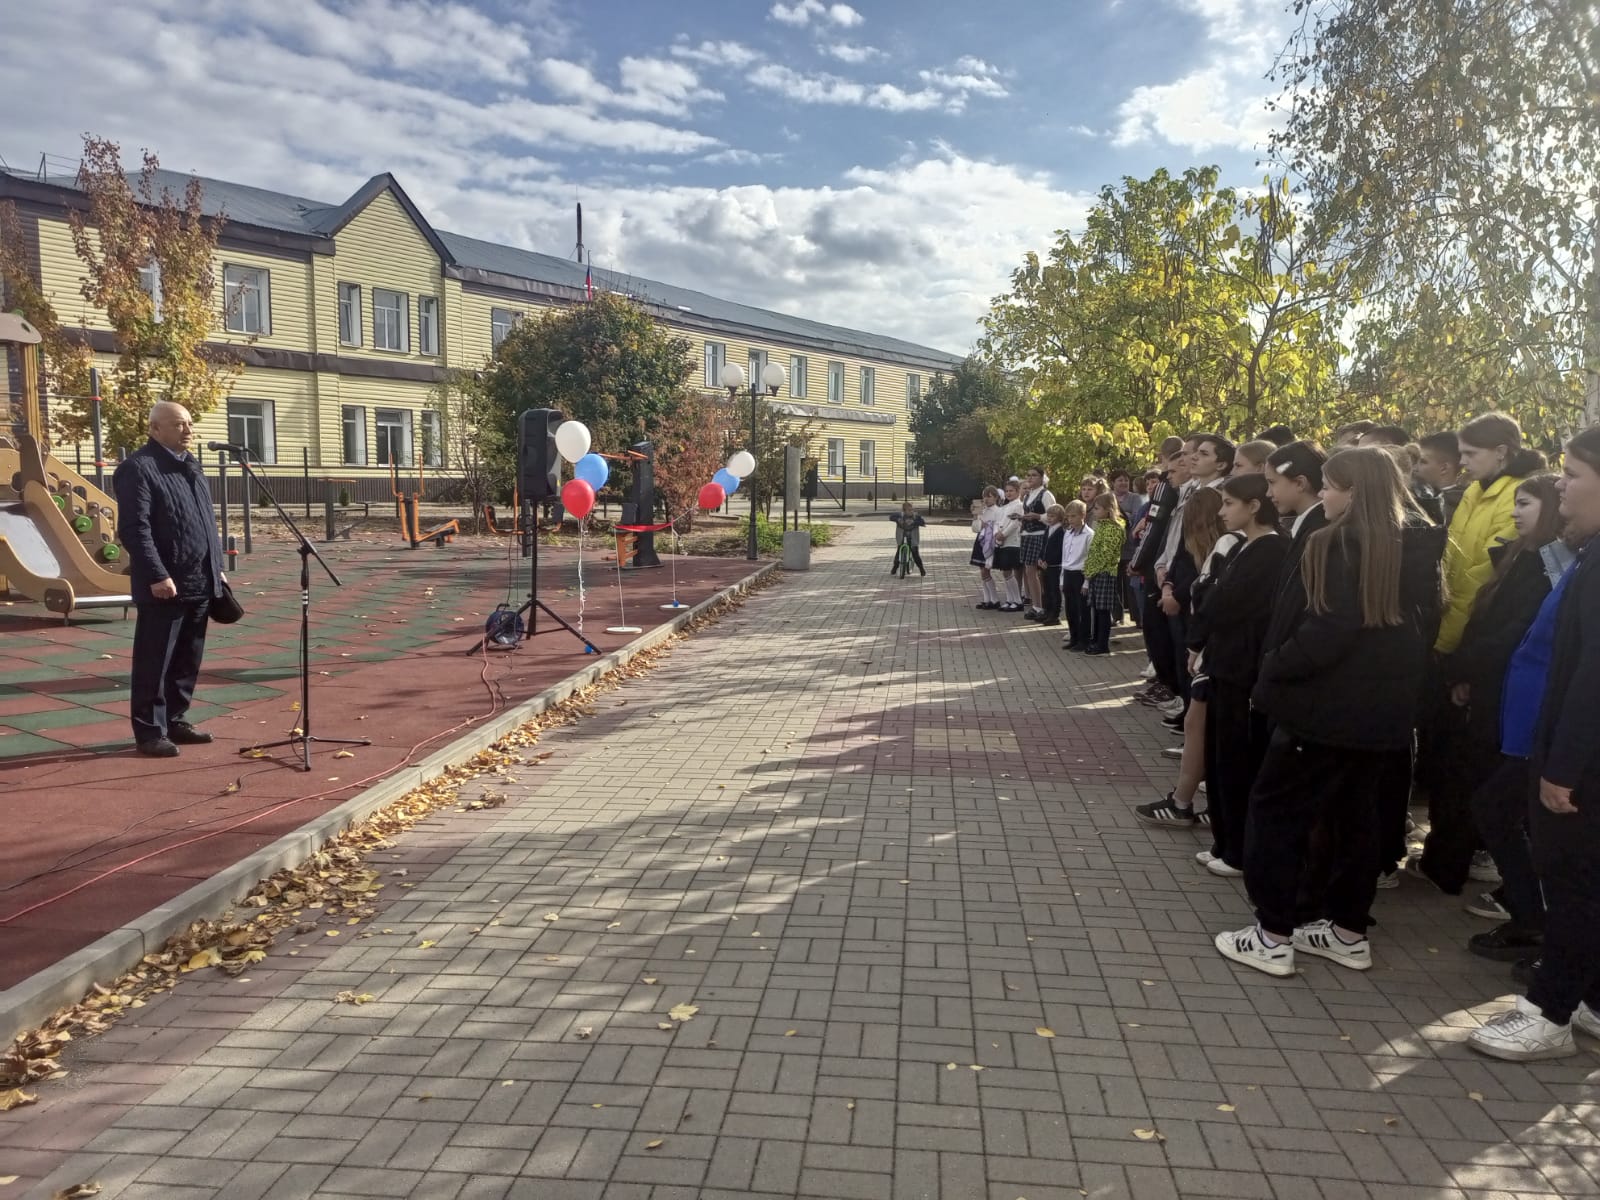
[553,420,609,519]
[698,450,756,510]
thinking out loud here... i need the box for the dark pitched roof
[8,164,964,368]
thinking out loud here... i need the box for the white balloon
[726,450,756,479]
[554,420,591,463]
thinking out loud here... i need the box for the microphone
[206,441,248,453]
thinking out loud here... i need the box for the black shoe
[1039,618,1061,626]
[1084,645,1107,655]
[1161,713,1185,730]
[1134,792,1198,826]
[136,738,180,758]
[1470,923,1543,963]
[918,570,926,576]
[1513,956,1541,989]
[976,602,999,610]
[169,721,213,745]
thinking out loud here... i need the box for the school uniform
[1083,517,1126,652]
[1018,486,1054,568]
[1040,523,1066,624]
[992,501,1024,571]
[1059,524,1092,646]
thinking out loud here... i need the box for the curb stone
[0,560,780,1046]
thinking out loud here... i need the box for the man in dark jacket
[113,401,226,757]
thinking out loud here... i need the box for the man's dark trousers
[130,599,211,744]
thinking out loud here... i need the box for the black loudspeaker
[518,408,563,500]
[623,441,662,567]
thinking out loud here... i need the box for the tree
[430,369,510,533]
[653,388,732,530]
[0,135,239,452]
[728,395,815,516]
[1272,0,1600,426]
[906,357,1011,485]
[481,293,695,461]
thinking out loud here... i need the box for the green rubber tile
[6,706,131,732]
[0,667,70,685]
[0,729,71,757]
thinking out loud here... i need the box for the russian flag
[585,263,594,301]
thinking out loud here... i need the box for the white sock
[982,578,998,604]
[1005,578,1021,605]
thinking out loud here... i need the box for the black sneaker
[1161,713,1185,730]
[169,721,214,745]
[1195,809,1211,828]
[1135,793,1198,826]
[1470,923,1544,963]
[136,738,180,758]
[1513,956,1541,989]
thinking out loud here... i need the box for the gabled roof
[2,163,964,368]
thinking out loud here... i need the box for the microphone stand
[221,449,370,771]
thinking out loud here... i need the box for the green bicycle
[893,538,915,578]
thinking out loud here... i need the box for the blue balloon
[574,453,609,490]
[713,468,739,495]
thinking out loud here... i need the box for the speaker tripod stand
[465,499,599,656]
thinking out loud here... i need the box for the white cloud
[919,61,1009,100]
[1110,0,1283,152]
[670,38,763,68]
[747,64,947,113]
[768,0,864,27]
[536,56,722,117]
[822,42,884,64]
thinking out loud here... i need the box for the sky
[1,0,1297,355]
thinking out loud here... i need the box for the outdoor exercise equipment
[389,452,459,548]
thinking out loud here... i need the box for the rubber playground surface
[0,531,759,991]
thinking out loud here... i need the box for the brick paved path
[9,524,1600,1199]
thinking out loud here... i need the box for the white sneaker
[1292,919,1372,971]
[1205,857,1244,878]
[1469,995,1577,1061]
[1573,1003,1600,1041]
[1158,697,1186,718]
[1195,850,1217,865]
[1141,662,1156,680]
[1161,746,1184,759]
[1466,892,1511,921]
[1215,926,1294,977]
[1196,781,1207,794]
[1469,851,1503,884]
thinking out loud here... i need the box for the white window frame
[860,439,876,476]
[341,406,367,466]
[420,409,443,468]
[907,373,921,404]
[860,366,875,406]
[748,348,767,385]
[375,408,414,468]
[227,399,276,465]
[418,295,439,356]
[827,361,844,405]
[373,288,409,352]
[491,307,519,350]
[223,264,270,335]
[338,282,361,346]
[826,437,844,476]
[705,341,726,388]
[139,260,163,322]
[790,355,808,399]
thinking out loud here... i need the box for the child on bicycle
[891,501,927,576]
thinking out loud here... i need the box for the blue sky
[2,0,1293,352]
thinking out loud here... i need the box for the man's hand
[1450,682,1470,707]
[1159,591,1180,617]
[151,578,178,600]
[1540,777,1578,814]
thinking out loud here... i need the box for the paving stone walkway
[8,523,1600,1199]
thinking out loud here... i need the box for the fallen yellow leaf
[1132,1128,1165,1142]
[668,1003,699,1022]
[333,750,355,759]
[784,1030,797,1038]
[419,940,437,949]
[1035,1027,1056,1039]
[0,1089,37,1112]
[645,1139,664,1150]
[182,947,222,972]
[1217,1103,1235,1112]
[1468,1091,1485,1102]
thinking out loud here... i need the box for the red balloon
[561,478,596,520]
[697,481,726,510]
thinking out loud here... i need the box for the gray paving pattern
[7,523,1600,1200]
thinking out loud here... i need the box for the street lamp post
[721,359,787,561]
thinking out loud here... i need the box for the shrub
[739,514,835,554]
[338,487,351,507]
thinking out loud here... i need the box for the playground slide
[0,432,127,570]
[0,479,132,620]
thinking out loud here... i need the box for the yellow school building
[0,164,960,500]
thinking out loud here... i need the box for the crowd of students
[968,415,1600,1062]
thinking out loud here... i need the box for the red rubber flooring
[0,535,758,989]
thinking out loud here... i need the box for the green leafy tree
[0,135,239,451]
[906,357,1012,484]
[1272,0,1599,427]
[481,293,695,460]
[653,387,732,530]
[430,369,510,532]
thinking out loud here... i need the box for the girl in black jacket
[1216,448,1444,979]
[1471,427,1600,1061]
[1189,474,1288,875]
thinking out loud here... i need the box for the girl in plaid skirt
[1083,492,1126,654]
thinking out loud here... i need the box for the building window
[907,373,921,403]
[704,341,726,388]
[338,282,361,346]
[418,295,439,356]
[227,399,275,465]
[827,361,844,405]
[790,355,808,399]
[826,438,844,476]
[491,307,519,350]
[860,366,875,406]
[223,265,270,335]
[748,348,767,386]
[139,260,163,322]
[373,288,409,352]
[421,410,443,468]
[342,406,367,466]
[375,408,413,468]
[860,439,876,476]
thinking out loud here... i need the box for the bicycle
[894,538,915,578]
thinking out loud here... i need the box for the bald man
[113,402,227,757]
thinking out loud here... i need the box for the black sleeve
[1450,559,1546,685]
[113,458,167,584]
[1543,562,1600,789]
[1260,541,1363,683]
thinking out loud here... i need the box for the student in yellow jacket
[1436,413,1548,654]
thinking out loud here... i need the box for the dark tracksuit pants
[1040,563,1062,622]
[1206,679,1268,868]
[1470,756,1542,929]
[1529,795,1600,1025]
[1142,586,1177,690]
[1062,569,1087,644]
[1244,728,1384,937]
[130,599,211,743]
